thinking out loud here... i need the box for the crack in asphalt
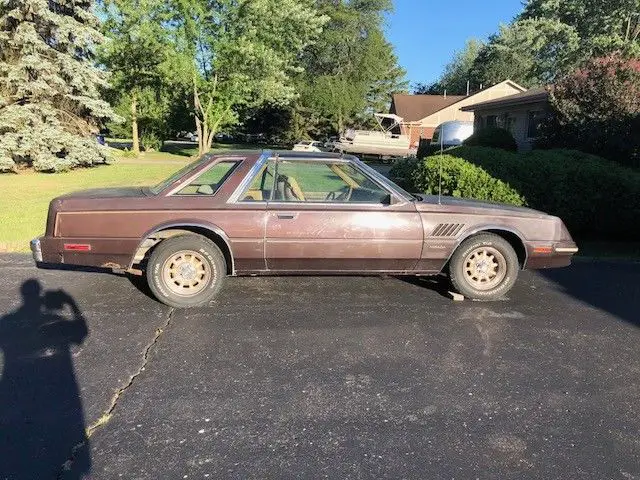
[57,308,175,479]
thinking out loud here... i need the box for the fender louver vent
[432,223,465,237]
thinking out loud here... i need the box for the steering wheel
[326,186,353,202]
[336,186,353,201]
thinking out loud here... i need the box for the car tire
[448,233,519,301]
[146,234,226,308]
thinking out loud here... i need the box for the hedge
[410,154,525,206]
[391,146,640,241]
[463,127,518,151]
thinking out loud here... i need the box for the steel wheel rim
[463,246,507,291]
[161,250,211,297]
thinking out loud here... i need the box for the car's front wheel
[448,233,519,301]
[146,234,226,308]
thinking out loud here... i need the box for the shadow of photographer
[0,279,90,479]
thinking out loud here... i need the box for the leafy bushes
[141,132,163,152]
[402,146,640,240]
[389,156,419,190]
[539,54,640,168]
[411,154,525,206]
[463,127,518,151]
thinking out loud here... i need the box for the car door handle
[276,213,296,220]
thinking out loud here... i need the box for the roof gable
[390,80,527,122]
[390,94,466,122]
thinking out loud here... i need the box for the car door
[265,157,423,272]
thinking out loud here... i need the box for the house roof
[391,94,466,122]
[460,87,549,112]
[390,80,528,122]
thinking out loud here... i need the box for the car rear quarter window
[174,161,240,196]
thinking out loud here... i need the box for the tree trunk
[131,93,140,155]
[194,80,207,156]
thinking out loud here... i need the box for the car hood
[414,194,548,218]
[56,186,148,200]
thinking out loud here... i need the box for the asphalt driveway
[0,254,638,479]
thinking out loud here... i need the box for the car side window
[239,160,276,202]
[273,160,391,204]
[175,161,239,196]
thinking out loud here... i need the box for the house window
[485,115,497,128]
[500,114,515,133]
[527,111,544,139]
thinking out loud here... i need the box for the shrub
[410,154,525,206]
[427,146,640,240]
[463,127,518,151]
[539,54,640,168]
[389,157,419,190]
[141,132,163,152]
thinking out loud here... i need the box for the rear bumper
[30,235,137,269]
[30,235,62,265]
[30,237,43,263]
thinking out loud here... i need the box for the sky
[386,0,524,88]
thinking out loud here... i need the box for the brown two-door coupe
[31,151,578,308]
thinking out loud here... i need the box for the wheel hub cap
[178,262,197,281]
[161,250,212,297]
[463,247,507,291]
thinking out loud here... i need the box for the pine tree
[0,0,118,172]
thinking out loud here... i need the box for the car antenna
[438,126,444,205]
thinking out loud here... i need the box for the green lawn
[0,156,188,252]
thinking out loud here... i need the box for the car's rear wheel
[146,234,226,308]
[448,233,519,301]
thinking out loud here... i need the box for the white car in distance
[292,140,325,152]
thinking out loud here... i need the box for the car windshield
[149,156,211,195]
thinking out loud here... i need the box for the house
[389,80,526,146]
[460,87,550,151]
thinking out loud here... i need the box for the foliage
[166,0,328,155]
[402,146,640,240]
[414,39,483,95]
[464,127,518,151]
[289,0,407,138]
[519,0,640,56]
[438,0,640,90]
[100,0,190,154]
[410,154,525,206]
[538,54,640,167]
[388,156,420,191]
[0,0,118,171]
[469,19,581,88]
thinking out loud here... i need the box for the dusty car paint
[31,151,578,275]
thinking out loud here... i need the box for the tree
[0,0,117,172]
[539,54,640,167]
[290,0,406,138]
[100,0,184,154]
[439,39,483,94]
[470,19,581,88]
[520,0,640,55]
[414,39,483,95]
[170,0,327,155]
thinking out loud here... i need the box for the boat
[333,113,416,158]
